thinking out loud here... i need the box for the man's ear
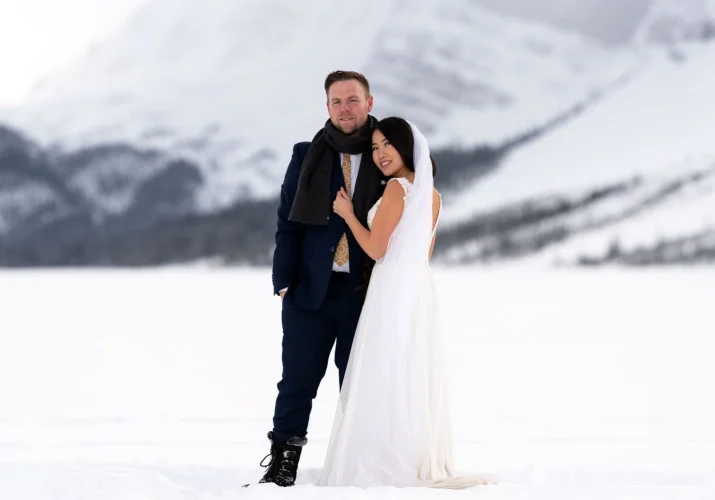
[367,95,374,112]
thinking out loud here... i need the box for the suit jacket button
[330,246,335,252]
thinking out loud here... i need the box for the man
[256,71,387,487]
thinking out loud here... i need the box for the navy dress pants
[271,272,363,444]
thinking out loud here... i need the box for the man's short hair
[324,70,371,98]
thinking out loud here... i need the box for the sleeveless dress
[317,178,487,489]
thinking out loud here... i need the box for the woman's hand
[332,187,354,220]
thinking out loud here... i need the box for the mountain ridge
[1,0,632,210]
[1,1,713,266]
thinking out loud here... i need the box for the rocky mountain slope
[1,0,713,266]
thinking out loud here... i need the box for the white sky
[0,0,147,106]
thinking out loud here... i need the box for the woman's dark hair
[372,117,437,178]
[355,117,438,291]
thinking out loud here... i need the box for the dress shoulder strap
[387,177,412,204]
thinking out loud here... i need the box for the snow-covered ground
[1,267,713,498]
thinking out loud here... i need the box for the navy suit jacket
[272,142,384,311]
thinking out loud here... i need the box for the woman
[317,117,489,489]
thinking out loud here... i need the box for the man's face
[326,79,373,135]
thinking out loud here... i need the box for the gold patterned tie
[333,154,351,267]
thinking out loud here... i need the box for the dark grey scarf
[288,115,385,226]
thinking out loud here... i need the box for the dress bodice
[367,177,442,238]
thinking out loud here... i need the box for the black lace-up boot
[255,431,306,487]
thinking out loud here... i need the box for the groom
[257,70,388,487]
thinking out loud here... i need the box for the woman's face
[372,129,405,177]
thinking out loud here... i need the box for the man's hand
[279,289,287,300]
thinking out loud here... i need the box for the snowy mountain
[470,0,652,44]
[437,40,715,266]
[0,0,713,266]
[2,0,631,207]
[633,0,715,45]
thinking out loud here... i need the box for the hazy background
[1,2,714,498]
[0,0,651,105]
[0,0,712,268]
[471,0,652,43]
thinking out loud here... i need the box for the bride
[317,117,489,489]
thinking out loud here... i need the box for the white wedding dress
[317,169,488,489]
